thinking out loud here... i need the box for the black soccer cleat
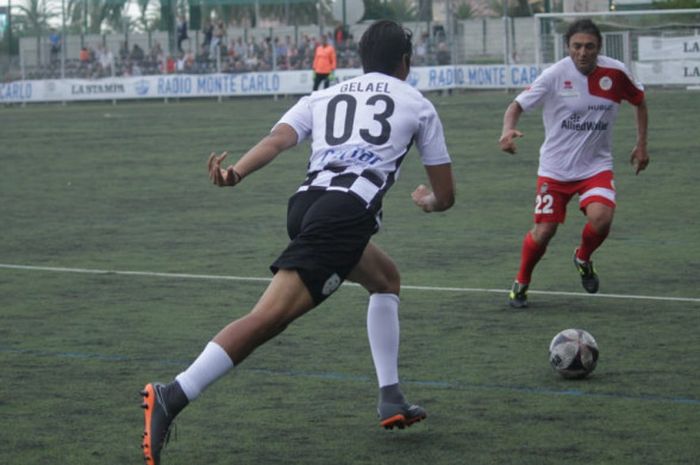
[141,383,175,465]
[378,400,427,430]
[573,249,599,294]
[509,281,529,308]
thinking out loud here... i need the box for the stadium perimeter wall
[0,64,543,103]
[3,55,699,104]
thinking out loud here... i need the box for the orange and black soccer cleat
[378,401,427,430]
[141,383,175,465]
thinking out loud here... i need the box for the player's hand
[208,151,241,186]
[499,129,523,154]
[412,184,437,212]
[629,145,649,175]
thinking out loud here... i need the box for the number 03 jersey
[516,55,644,182]
[275,72,451,215]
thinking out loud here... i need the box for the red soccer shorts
[533,170,616,224]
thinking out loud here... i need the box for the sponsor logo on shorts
[322,273,341,296]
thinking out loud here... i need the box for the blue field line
[2,346,699,406]
[2,263,700,303]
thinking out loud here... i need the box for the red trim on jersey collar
[587,66,644,105]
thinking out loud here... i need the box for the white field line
[1,263,699,303]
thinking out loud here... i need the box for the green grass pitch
[1,90,698,465]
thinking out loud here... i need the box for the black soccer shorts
[270,189,378,305]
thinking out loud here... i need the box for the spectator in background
[436,41,450,65]
[274,37,287,69]
[131,60,143,76]
[297,34,310,60]
[166,55,176,74]
[97,45,114,77]
[119,41,130,62]
[202,20,213,54]
[78,46,91,77]
[334,23,346,45]
[150,41,163,63]
[49,29,61,63]
[79,46,91,64]
[312,35,336,90]
[285,35,298,69]
[414,33,428,65]
[211,20,225,57]
[130,44,145,63]
[196,45,211,73]
[184,49,195,72]
[325,31,335,47]
[177,16,189,53]
[35,31,363,78]
[244,40,259,70]
[233,37,246,61]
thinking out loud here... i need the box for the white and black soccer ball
[548,328,599,379]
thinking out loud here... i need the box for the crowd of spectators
[24,28,443,81]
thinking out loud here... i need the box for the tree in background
[134,0,160,32]
[65,0,129,34]
[15,0,57,65]
[194,1,325,28]
[362,0,417,21]
[489,0,533,17]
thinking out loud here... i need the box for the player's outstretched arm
[412,163,455,213]
[208,123,298,187]
[630,99,649,175]
[499,101,524,154]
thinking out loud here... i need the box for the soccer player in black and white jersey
[141,20,455,465]
[499,19,649,308]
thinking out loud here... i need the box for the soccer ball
[548,328,599,379]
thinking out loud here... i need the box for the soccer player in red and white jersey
[499,18,649,308]
[140,20,455,465]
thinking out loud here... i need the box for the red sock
[516,232,547,285]
[577,223,608,262]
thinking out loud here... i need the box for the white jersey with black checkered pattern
[275,72,451,214]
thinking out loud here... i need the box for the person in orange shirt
[312,35,337,90]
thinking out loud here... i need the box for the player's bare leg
[142,270,314,465]
[212,269,315,363]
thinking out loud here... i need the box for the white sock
[175,341,234,401]
[367,293,400,388]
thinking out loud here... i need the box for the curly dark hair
[359,20,413,75]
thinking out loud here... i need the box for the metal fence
[1,18,535,83]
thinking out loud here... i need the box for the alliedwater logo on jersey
[561,113,609,131]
